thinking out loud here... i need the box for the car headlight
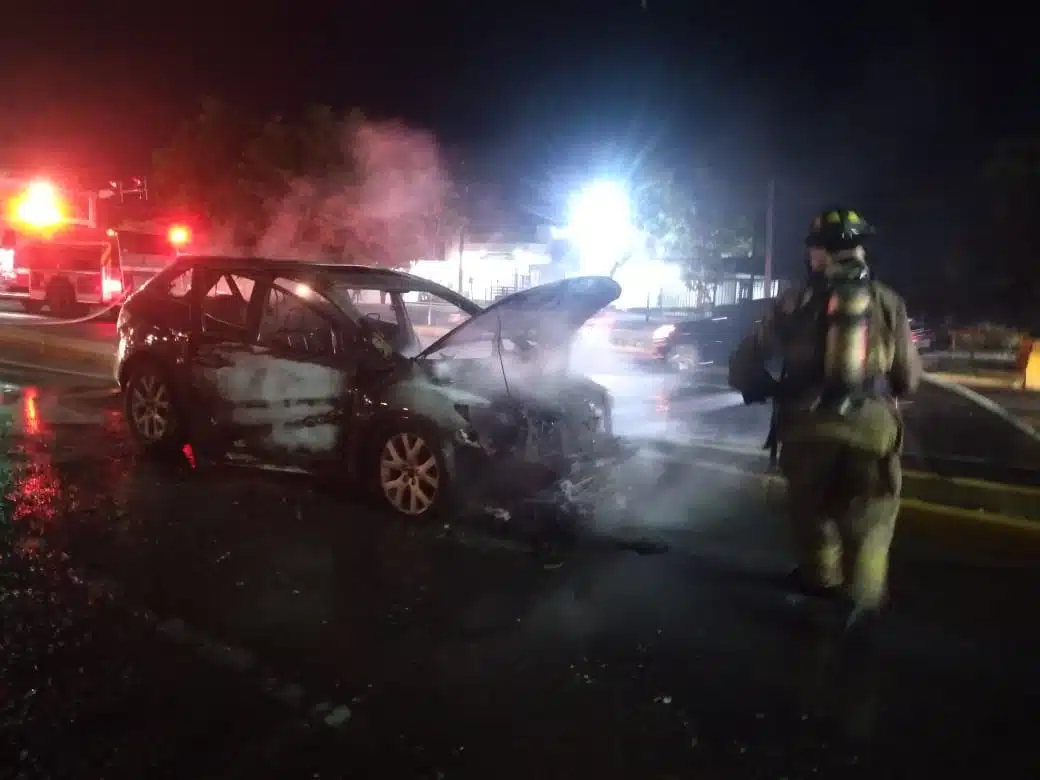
[652,324,675,341]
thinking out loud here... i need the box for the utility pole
[764,178,775,298]
[456,221,465,293]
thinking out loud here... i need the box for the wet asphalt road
[2,366,1039,779]
[0,298,115,342]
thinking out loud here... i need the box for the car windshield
[423,312,537,360]
[326,280,483,357]
[420,277,622,360]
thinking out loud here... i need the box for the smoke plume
[211,119,451,265]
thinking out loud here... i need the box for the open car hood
[417,276,622,359]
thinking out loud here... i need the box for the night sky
[0,1,1034,285]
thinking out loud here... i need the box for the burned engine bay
[419,346,634,514]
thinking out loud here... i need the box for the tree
[614,169,753,301]
[979,136,1040,326]
[152,100,452,264]
[151,98,256,227]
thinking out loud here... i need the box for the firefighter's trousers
[779,401,902,610]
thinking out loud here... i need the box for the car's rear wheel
[375,427,452,518]
[125,363,185,456]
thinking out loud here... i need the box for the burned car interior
[258,282,338,357]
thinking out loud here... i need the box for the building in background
[411,224,555,304]
[409,221,784,311]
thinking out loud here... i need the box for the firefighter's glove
[740,371,779,405]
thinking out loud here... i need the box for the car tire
[372,423,455,519]
[124,362,186,457]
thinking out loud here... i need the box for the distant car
[909,319,934,352]
[115,258,624,519]
[650,308,762,375]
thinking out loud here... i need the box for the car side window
[165,269,191,299]
[200,272,258,339]
[258,281,338,357]
[347,287,406,347]
[405,293,472,352]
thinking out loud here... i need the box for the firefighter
[728,208,922,629]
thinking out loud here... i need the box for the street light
[565,180,634,274]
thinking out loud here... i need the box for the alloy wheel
[378,432,440,516]
[130,373,171,442]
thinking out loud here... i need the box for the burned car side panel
[187,268,361,466]
[381,372,491,429]
[192,344,351,467]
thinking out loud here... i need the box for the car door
[189,267,267,458]
[233,277,355,468]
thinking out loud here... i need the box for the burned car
[115,256,627,519]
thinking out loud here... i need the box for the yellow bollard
[1023,339,1040,390]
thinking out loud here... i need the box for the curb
[927,371,1023,389]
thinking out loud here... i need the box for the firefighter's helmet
[805,207,875,252]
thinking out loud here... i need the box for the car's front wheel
[374,427,452,518]
[125,363,185,456]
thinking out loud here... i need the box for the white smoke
[189,113,756,539]
[206,119,451,265]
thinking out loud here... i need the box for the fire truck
[1,177,100,300]
[16,225,122,316]
[1,177,191,317]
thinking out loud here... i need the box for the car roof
[173,255,475,304]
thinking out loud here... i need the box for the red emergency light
[168,224,191,248]
[8,179,66,230]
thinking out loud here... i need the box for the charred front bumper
[450,398,637,515]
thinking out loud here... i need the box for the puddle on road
[0,382,118,432]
